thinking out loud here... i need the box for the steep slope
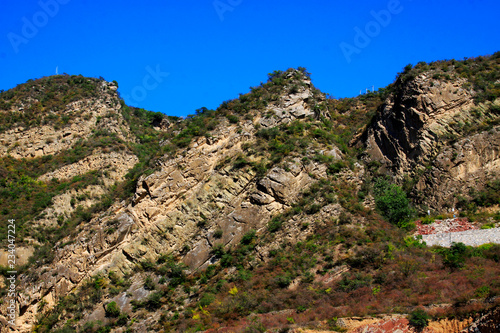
[0,75,162,331]
[0,61,499,333]
[361,54,500,211]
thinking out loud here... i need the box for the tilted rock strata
[364,75,475,175]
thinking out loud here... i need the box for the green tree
[105,301,120,317]
[408,308,429,330]
[373,178,414,228]
[442,242,467,269]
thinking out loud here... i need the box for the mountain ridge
[0,55,499,332]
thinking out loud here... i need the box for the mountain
[0,56,499,332]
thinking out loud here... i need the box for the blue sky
[0,0,499,117]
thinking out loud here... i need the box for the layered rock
[363,74,475,175]
[0,81,134,159]
[7,114,333,331]
[362,73,500,210]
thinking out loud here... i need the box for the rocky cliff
[361,59,500,211]
[0,58,499,332]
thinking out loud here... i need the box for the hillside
[0,55,499,333]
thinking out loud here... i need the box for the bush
[226,114,239,124]
[199,293,216,307]
[275,274,292,288]
[144,276,156,290]
[373,178,414,228]
[240,229,256,245]
[442,242,468,269]
[214,229,223,239]
[105,301,120,317]
[421,216,435,225]
[146,291,163,310]
[267,216,283,232]
[408,308,429,330]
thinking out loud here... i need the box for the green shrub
[226,114,239,124]
[442,242,468,269]
[105,301,120,318]
[214,229,223,239]
[373,178,414,228]
[146,291,163,310]
[144,276,155,290]
[421,216,435,225]
[240,229,256,245]
[199,293,216,307]
[267,216,283,232]
[275,274,292,288]
[408,308,429,330]
[327,161,346,174]
[116,313,128,326]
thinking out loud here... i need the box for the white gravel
[421,228,500,247]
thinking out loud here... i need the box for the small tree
[105,301,120,317]
[443,242,468,269]
[408,308,430,330]
[373,178,414,228]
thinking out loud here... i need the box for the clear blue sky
[1,0,499,117]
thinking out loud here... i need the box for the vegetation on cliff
[0,54,499,332]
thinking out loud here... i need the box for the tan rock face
[362,74,500,210]
[416,127,500,209]
[38,149,138,184]
[5,111,333,331]
[258,72,326,128]
[0,84,134,159]
[364,75,475,175]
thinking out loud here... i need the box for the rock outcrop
[0,81,134,159]
[0,60,499,332]
[363,74,475,175]
[362,72,500,210]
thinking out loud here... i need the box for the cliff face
[362,67,500,210]
[0,59,499,332]
[0,77,143,331]
[0,70,344,331]
[0,80,134,159]
[363,75,475,174]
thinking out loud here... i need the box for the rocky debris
[421,228,500,247]
[347,316,412,333]
[415,218,478,235]
[462,306,500,333]
[414,217,500,248]
[331,314,472,333]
